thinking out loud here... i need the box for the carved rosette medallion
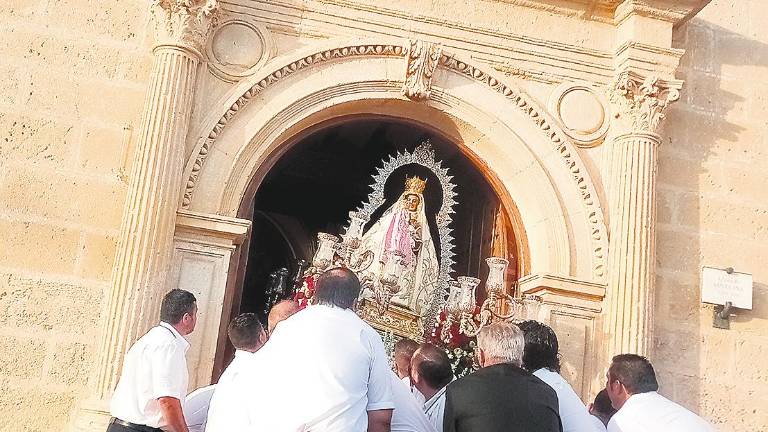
[608,71,682,135]
[151,0,219,55]
[402,39,442,101]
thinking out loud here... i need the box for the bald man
[267,299,300,335]
[411,343,453,431]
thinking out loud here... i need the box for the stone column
[604,72,681,357]
[73,2,218,430]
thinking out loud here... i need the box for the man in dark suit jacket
[443,322,562,432]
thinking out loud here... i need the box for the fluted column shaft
[94,46,200,398]
[604,72,681,359]
[605,132,660,356]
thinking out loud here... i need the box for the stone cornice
[151,0,220,56]
[608,70,682,135]
[614,0,712,27]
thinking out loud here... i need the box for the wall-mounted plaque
[701,266,753,309]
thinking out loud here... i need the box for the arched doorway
[215,116,522,374]
[177,42,608,394]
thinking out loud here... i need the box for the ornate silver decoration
[402,40,442,101]
[346,141,458,332]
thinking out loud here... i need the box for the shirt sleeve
[364,328,395,411]
[150,343,187,400]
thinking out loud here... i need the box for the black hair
[609,354,659,394]
[159,289,196,325]
[228,313,265,350]
[592,389,617,417]
[518,320,561,373]
[314,267,361,309]
[413,343,453,389]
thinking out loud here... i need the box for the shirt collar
[159,321,190,351]
[424,385,447,412]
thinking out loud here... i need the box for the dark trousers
[106,418,162,432]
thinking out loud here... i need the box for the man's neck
[162,321,187,336]
[483,358,516,368]
[420,385,439,401]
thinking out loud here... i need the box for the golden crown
[404,176,427,195]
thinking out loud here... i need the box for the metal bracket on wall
[713,301,733,329]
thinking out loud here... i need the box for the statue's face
[404,194,420,211]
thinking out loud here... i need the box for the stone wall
[656,1,768,431]
[0,1,150,430]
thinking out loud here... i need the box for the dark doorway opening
[237,118,519,325]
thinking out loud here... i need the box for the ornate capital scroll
[402,40,442,101]
[151,0,219,54]
[609,71,682,134]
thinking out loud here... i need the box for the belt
[110,418,163,432]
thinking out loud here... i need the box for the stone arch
[182,39,608,282]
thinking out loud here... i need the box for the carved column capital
[609,71,682,135]
[151,0,219,56]
[402,40,442,101]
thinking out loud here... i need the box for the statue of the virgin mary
[356,176,440,314]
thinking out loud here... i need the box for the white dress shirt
[205,350,259,432]
[423,385,447,432]
[390,372,438,432]
[184,385,215,432]
[110,322,190,429]
[607,391,714,432]
[534,368,604,432]
[242,305,395,431]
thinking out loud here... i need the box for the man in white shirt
[389,371,438,432]
[204,313,267,432]
[605,354,714,432]
[518,320,603,432]
[411,343,453,432]
[109,289,197,432]
[242,267,395,432]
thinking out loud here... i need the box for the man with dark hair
[109,289,197,432]
[605,354,713,432]
[443,322,562,432]
[411,343,453,431]
[588,389,616,430]
[394,338,420,386]
[267,299,300,335]
[519,320,602,432]
[242,267,394,432]
[205,313,267,431]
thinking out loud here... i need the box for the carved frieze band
[608,71,682,134]
[151,0,219,54]
[181,43,609,281]
[402,40,442,101]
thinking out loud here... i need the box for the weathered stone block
[0,221,79,274]
[49,342,93,387]
[0,336,46,379]
[78,234,118,281]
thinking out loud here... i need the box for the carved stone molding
[608,71,682,134]
[181,42,609,281]
[151,0,219,55]
[402,40,442,101]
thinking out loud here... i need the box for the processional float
[294,141,542,374]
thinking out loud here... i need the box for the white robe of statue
[357,177,440,314]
